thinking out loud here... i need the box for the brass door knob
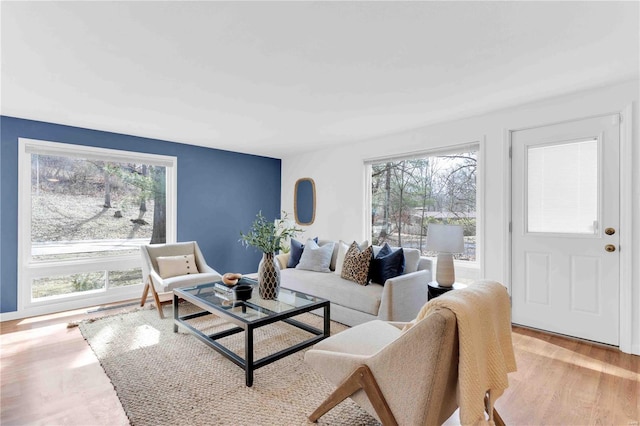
[605,228,616,235]
[605,244,616,252]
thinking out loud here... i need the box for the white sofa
[276,241,433,327]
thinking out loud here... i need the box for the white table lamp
[426,224,464,287]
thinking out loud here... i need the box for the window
[367,145,479,283]
[18,139,177,314]
[527,139,598,234]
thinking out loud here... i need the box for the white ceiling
[2,1,638,158]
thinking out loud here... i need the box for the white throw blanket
[405,280,517,425]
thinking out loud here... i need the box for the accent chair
[305,280,515,426]
[140,241,222,318]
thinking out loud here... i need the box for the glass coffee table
[173,278,330,387]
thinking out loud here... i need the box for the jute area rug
[79,303,379,426]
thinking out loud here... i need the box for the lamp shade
[426,224,464,253]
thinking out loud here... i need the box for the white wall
[281,79,639,354]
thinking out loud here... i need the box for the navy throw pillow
[287,237,318,268]
[369,243,405,284]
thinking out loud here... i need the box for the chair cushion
[158,272,221,292]
[157,254,199,278]
[311,320,401,355]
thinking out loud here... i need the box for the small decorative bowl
[233,284,253,301]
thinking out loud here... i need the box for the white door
[511,114,620,346]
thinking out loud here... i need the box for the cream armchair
[305,280,515,426]
[140,241,222,318]
[305,312,460,425]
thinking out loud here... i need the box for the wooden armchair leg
[148,280,164,319]
[485,393,506,426]
[310,365,397,426]
[493,408,506,426]
[140,275,165,319]
[140,281,150,307]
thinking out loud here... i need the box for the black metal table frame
[173,288,330,387]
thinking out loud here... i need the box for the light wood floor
[1,302,639,426]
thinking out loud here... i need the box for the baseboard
[511,323,620,351]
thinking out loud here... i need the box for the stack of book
[210,283,232,301]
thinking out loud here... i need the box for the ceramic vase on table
[258,252,280,299]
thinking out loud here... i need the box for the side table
[428,281,467,300]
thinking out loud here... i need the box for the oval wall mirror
[294,178,316,225]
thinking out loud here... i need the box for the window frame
[17,138,177,316]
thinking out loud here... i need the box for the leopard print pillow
[340,241,373,286]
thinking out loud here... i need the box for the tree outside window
[31,155,167,262]
[370,150,477,262]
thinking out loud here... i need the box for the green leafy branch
[240,211,302,253]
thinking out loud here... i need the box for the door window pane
[527,139,598,234]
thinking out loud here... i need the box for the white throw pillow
[402,248,421,274]
[334,240,369,276]
[296,240,335,273]
[156,254,199,278]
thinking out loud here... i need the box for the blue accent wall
[0,116,281,313]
